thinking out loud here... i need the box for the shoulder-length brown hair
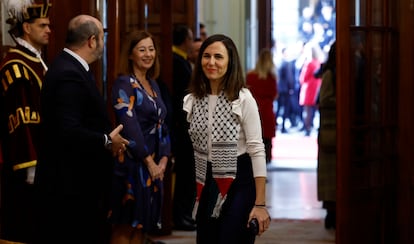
[188,34,246,101]
[117,30,160,80]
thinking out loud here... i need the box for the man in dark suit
[34,15,128,244]
[171,24,197,231]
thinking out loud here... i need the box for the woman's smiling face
[130,37,156,71]
[201,41,229,83]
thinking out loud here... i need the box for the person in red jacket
[299,45,322,136]
[246,48,278,163]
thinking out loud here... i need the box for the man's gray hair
[65,16,99,48]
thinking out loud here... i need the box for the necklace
[131,74,159,115]
[130,74,162,139]
[132,74,157,98]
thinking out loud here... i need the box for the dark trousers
[0,168,35,243]
[303,105,316,133]
[34,194,111,244]
[172,131,196,224]
[263,137,272,163]
[277,93,295,129]
[196,154,256,244]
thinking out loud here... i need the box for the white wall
[246,0,258,71]
[1,5,14,46]
[199,0,255,72]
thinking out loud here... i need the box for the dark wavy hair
[189,34,246,101]
[117,30,160,80]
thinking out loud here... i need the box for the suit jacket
[34,50,113,243]
[172,51,192,126]
[171,51,193,154]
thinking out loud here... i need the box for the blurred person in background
[317,41,337,229]
[188,38,203,69]
[276,47,296,133]
[199,22,208,41]
[246,48,278,164]
[171,24,197,231]
[299,45,322,136]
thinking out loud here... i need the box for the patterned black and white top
[184,88,266,217]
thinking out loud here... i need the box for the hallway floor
[266,124,324,220]
[266,166,324,220]
[150,125,328,243]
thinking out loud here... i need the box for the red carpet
[272,133,318,161]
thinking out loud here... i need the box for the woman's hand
[146,155,168,181]
[157,156,169,179]
[147,160,163,181]
[247,206,271,236]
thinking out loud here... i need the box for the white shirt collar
[16,37,41,56]
[16,37,48,71]
[63,48,89,71]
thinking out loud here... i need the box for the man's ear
[88,35,96,48]
[22,22,31,35]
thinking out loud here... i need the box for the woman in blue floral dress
[109,30,171,244]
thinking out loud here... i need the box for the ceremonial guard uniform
[0,0,51,243]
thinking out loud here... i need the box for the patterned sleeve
[112,76,151,160]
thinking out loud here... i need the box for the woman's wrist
[254,201,266,206]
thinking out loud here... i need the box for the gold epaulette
[13,160,37,171]
[1,64,30,91]
[1,59,42,92]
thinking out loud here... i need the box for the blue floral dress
[109,75,171,232]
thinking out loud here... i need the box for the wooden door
[46,0,93,63]
[335,0,412,242]
[45,0,104,94]
[396,1,414,243]
[107,0,196,94]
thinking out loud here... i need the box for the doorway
[270,0,336,169]
[266,0,336,221]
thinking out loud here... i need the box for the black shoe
[144,239,166,244]
[281,128,288,133]
[324,210,336,229]
[174,218,196,231]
